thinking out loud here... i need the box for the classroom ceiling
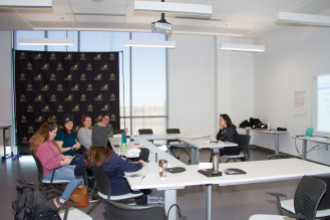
[1,0,330,39]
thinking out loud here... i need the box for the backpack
[12,180,61,220]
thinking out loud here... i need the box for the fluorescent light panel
[0,0,52,8]
[19,38,73,46]
[220,43,265,52]
[134,1,212,16]
[125,40,176,48]
[275,12,330,26]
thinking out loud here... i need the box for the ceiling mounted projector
[151,18,172,34]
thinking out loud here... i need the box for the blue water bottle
[121,133,127,152]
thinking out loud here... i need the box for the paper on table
[198,162,212,170]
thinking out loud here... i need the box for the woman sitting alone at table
[30,117,84,208]
[74,145,148,205]
[217,114,240,156]
[77,115,92,154]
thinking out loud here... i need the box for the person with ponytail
[30,117,84,208]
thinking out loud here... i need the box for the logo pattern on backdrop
[15,51,120,151]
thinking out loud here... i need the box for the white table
[131,134,237,164]
[196,158,330,220]
[178,136,237,164]
[240,128,288,159]
[113,137,330,220]
[297,136,330,160]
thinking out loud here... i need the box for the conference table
[110,136,330,220]
[297,136,330,160]
[240,127,288,159]
[131,134,238,164]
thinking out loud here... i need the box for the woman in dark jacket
[74,145,148,205]
[217,114,240,155]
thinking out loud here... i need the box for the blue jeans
[43,165,84,201]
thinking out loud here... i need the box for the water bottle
[121,133,127,153]
[212,152,220,172]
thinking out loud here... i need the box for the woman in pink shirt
[30,117,84,208]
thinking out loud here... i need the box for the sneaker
[53,197,65,208]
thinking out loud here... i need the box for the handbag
[67,185,89,207]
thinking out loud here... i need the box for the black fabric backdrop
[15,50,120,153]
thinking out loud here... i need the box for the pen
[141,176,145,180]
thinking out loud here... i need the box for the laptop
[304,127,314,137]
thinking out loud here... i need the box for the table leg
[268,133,287,159]
[2,128,8,160]
[205,184,212,220]
[165,189,177,220]
[190,147,198,164]
[302,140,307,160]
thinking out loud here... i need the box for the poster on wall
[15,50,120,153]
[293,90,306,115]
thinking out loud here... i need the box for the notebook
[304,127,314,137]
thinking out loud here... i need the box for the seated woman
[92,113,113,147]
[74,145,148,205]
[217,114,240,156]
[30,117,84,208]
[55,114,81,164]
[77,115,92,154]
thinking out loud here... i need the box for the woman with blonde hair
[30,117,84,208]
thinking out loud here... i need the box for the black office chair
[32,154,69,199]
[138,129,163,147]
[87,167,143,214]
[138,129,153,135]
[221,134,251,162]
[166,128,191,164]
[278,175,330,219]
[102,199,167,220]
[249,175,327,220]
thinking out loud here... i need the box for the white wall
[0,31,13,126]
[168,34,254,137]
[255,26,330,165]
[168,34,216,136]
[0,31,14,154]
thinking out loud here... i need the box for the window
[131,32,167,134]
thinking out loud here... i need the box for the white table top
[126,158,330,191]
[179,137,237,149]
[297,136,330,145]
[239,127,288,134]
[131,133,237,150]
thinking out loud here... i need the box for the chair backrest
[32,154,44,186]
[238,134,251,159]
[316,175,330,210]
[92,167,111,199]
[138,129,153,135]
[294,176,327,220]
[166,128,180,134]
[102,199,166,220]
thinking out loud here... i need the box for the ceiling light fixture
[0,0,52,8]
[275,12,330,27]
[134,0,212,16]
[220,43,265,52]
[125,40,176,48]
[19,38,74,46]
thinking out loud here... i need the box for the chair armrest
[266,192,287,198]
[286,213,306,219]
[266,192,287,215]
